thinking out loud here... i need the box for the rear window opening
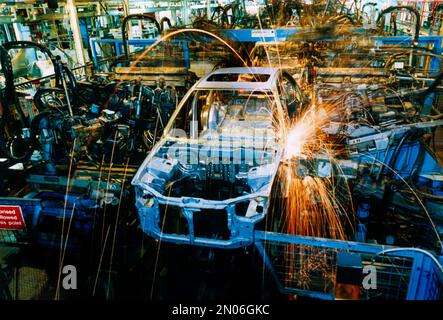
[207,73,270,82]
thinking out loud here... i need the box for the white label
[251,30,275,38]
[394,62,404,69]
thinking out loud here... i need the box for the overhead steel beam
[66,0,86,66]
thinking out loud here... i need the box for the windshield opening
[166,88,280,141]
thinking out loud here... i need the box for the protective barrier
[255,231,443,300]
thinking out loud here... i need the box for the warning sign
[0,206,26,230]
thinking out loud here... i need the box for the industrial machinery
[131,2,443,299]
[0,40,156,171]
[0,0,442,302]
[109,13,197,96]
[0,41,77,163]
[0,40,138,257]
[0,39,155,299]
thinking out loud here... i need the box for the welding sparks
[272,100,354,293]
[284,106,332,160]
[278,100,352,239]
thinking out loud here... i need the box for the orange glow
[274,99,354,293]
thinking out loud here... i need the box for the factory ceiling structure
[0,0,442,304]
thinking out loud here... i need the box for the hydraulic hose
[377,6,421,43]
[122,14,161,63]
[159,17,172,32]
[376,248,443,275]
[422,70,443,98]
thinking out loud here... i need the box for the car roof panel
[196,67,280,91]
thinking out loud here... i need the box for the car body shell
[132,67,291,248]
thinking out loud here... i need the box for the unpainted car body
[132,67,301,248]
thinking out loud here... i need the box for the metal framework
[255,231,443,300]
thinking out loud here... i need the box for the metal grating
[267,243,337,296]
[10,267,49,300]
[255,233,429,300]
[427,264,443,300]
[361,255,412,300]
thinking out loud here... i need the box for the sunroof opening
[207,73,270,82]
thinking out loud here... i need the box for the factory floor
[4,239,282,300]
